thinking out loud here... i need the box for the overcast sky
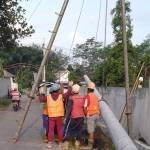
[20,0,150,55]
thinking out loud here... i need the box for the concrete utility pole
[121,0,132,137]
[43,38,46,83]
[13,0,70,143]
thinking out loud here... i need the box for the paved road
[0,94,62,150]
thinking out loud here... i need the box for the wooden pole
[13,0,69,143]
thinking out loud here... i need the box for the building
[55,70,70,83]
[0,70,17,99]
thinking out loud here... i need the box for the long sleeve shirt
[64,100,73,119]
[39,86,72,102]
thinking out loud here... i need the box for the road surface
[0,94,62,150]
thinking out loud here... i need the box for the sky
[19,0,150,55]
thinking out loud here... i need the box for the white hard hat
[72,84,80,93]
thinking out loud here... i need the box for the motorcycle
[13,100,19,112]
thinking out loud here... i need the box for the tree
[73,37,104,73]
[0,59,4,78]
[0,0,35,52]
[105,0,138,87]
[135,34,150,56]
[68,72,80,84]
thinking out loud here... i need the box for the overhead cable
[69,0,85,58]
[96,0,102,41]
[27,0,43,23]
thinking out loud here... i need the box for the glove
[68,80,73,86]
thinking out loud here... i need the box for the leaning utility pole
[13,0,69,143]
[121,0,132,137]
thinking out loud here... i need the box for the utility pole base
[13,138,17,144]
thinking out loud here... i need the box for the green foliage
[68,72,80,84]
[73,37,104,73]
[92,0,138,87]
[0,59,4,78]
[0,0,35,52]
[135,34,150,56]
[0,100,11,107]
[110,0,133,43]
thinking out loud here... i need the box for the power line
[69,0,85,58]
[27,0,43,23]
[96,0,102,41]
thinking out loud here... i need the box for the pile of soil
[82,124,114,150]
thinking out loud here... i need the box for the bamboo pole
[13,0,69,143]
[119,62,145,123]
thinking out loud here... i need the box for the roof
[3,70,14,78]
[55,70,70,79]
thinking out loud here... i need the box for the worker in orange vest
[62,84,84,149]
[39,81,73,148]
[80,82,100,150]
[40,87,53,143]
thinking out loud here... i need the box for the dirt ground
[82,124,114,150]
[0,105,113,150]
[0,107,7,115]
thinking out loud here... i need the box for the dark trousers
[42,114,48,136]
[63,117,84,142]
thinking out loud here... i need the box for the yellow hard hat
[87,82,95,89]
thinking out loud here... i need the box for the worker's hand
[68,80,73,86]
[63,118,66,124]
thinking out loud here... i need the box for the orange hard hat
[87,82,95,89]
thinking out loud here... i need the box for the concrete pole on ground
[13,0,70,143]
[84,75,138,150]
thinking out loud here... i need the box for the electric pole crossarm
[13,0,69,143]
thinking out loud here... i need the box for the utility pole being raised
[121,0,132,138]
[13,0,70,143]
[42,38,46,83]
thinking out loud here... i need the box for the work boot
[43,135,48,143]
[75,140,80,149]
[54,134,58,142]
[62,141,70,149]
[79,139,94,150]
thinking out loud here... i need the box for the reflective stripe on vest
[87,93,100,116]
[47,94,64,117]
[11,91,20,100]
[70,94,84,118]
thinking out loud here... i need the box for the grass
[0,99,11,108]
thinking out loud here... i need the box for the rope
[27,0,43,23]
[68,0,85,58]
[101,0,108,99]
[96,0,102,41]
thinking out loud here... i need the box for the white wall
[0,77,11,98]
[80,86,150,145]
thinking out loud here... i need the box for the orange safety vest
[43,106,48,115]
[87,93,100,116]
[47,94,64,117]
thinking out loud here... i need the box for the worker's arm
[62,81,73,99]
[39,94,47,103]
[63,100,73,124]
[83,107,87,116]
[62,86,72,99]
[82,95,90,117]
